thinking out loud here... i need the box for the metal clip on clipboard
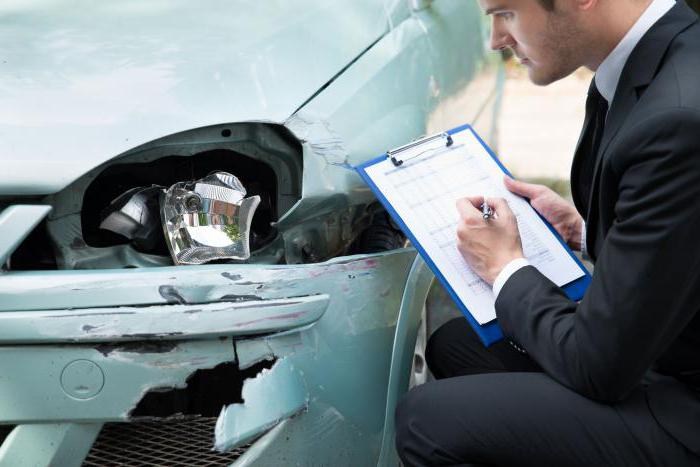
[387,131,454,167]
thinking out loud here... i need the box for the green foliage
[224,223,241,241]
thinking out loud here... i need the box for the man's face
[479,0,586,85]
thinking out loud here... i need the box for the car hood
[1,0,403,195]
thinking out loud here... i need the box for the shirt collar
[595,0,675,104]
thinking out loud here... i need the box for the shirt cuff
[492,258,531,299]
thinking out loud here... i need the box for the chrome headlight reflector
[161,172,260,265]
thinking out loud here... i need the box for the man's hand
[456,196,524,285]
[504,177,584,251]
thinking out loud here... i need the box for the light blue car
[0,1,504,465]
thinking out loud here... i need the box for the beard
[528,8,587,85]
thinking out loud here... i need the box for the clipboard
[355,123,592,346]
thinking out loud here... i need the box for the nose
[489,19,515,52]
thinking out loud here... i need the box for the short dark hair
[537,0,555,10]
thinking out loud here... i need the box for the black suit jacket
[496,1,700,455]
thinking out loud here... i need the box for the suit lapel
[582,1,698,258]
[597,2,697,159]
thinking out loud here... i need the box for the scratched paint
[0,252,403,312]
[0,339,238,424]
[0,295,330,344]
[0,1,499,465]
[158,285,188,304]
[285,111,350,167]
[0,249,425,467]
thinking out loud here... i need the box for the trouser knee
[424,333,442,378]
[425,319,458,379]
[395,385,436,467]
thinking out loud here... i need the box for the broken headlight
[99,185,165,253]
[162,172,260,264]
[100,172,260,265]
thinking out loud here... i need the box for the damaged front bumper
[0,0,501,462]
[0,249,433,466]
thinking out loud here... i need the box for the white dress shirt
[492,0,676,299]
[595,0,675,104]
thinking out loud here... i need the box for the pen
[481,196,493,221]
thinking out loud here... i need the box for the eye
[496,11,514,20]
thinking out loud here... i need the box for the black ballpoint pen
[481,196,493,221]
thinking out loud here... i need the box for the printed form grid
[364,128,585,325]
[382,145,491,296]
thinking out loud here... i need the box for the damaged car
[0,0,504,465]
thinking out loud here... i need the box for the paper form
[363,129,584,324]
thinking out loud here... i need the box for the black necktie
[577,81,609,207]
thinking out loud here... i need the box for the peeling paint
[236,325,309,363]
[236,353,277,371]
[47,311,136,318]
[0,249,421,465]
[0,1,501,464]
[214,359,308,452]
[0,250,405,314]
[235,339,278,371]
[218,294,264,302]
[0,295,329,344]
[0,339,245,425]
[285,111,351,167]
[306,258,380,278]
[120,332,184,339]
[222,300,300,309]
[230,311,307,329]
[95,341,180,357]
[158,285,187,304]
[183,308,203,314]
[221,272,243,281]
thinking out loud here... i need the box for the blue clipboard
[355,123,592,346]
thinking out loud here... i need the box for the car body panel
[0,250,422,466]
[0,295,330,343]
[303,0,488,167]
[0,0,503,465]
[1,0,408,195]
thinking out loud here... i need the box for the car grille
[82,417,251,466]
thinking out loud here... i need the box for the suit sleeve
[495,108,700,402]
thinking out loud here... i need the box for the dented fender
[0,295,329,344]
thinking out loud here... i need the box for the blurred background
[498,64,592,198]
[495,0,700,198]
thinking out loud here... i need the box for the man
[395,0,700,465]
